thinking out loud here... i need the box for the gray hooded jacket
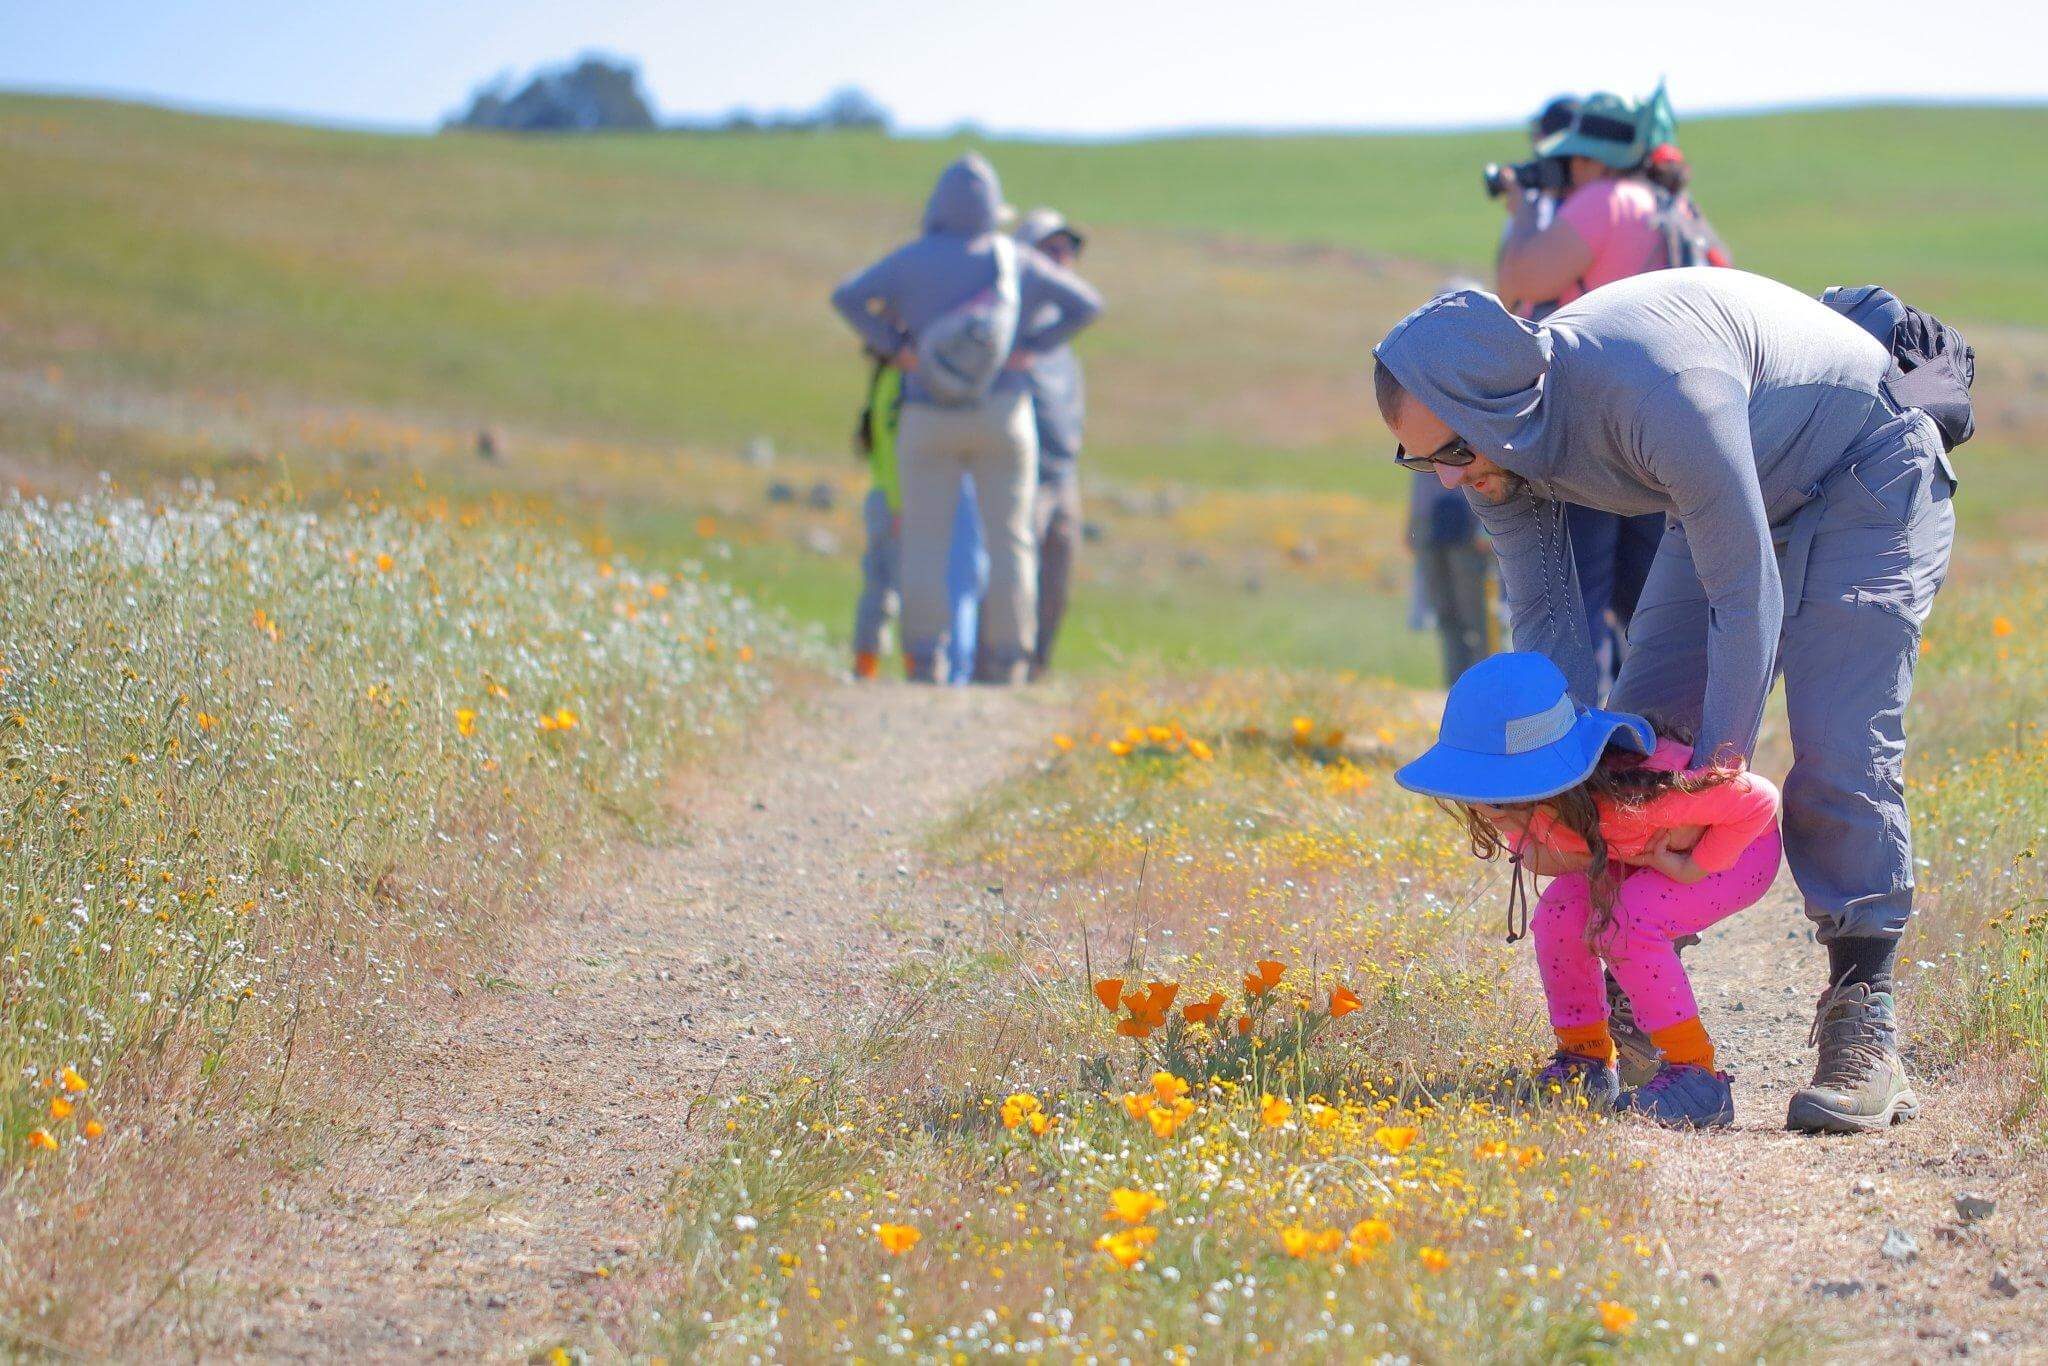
[830,155,1103,407]
[1373,268,1896,761]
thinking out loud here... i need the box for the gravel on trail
[1610,883,2048,1357]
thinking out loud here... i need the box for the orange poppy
[1182,991,1227,1024]
[1093,978,1125,1011]
[1243,959,1286,997]
[1329,986,1362,1018]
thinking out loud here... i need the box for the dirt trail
[220,682,1049,1361]
[1616,886,2048,1357]
[204,673,2047,1360]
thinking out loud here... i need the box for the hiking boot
[1604,974,1662,1089]
[1605,933,1699,1088]
[1620,1063,1735,1129]
[1786,982,1918,1134]
[1527,1050,1620,1110]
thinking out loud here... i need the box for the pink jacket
[1519,739,1781,874]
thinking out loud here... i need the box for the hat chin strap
[1503,694,1576,754]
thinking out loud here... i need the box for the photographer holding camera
[1494,88,1684,319]
[1484,86,1730,698]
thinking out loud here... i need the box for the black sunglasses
[1393,436,1478,472]
[1573,111,1640,145]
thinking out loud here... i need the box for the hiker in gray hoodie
[831,155,1103,683]
[1372,267,1956,1135]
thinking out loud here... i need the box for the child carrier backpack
[1652,187,1731,270]
[1821,285,1978,451]
[914,235,1021,406]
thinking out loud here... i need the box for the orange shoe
[852,651,880,680]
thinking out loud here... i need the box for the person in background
[943,478,989,684]
[831,154,1102,684]
[1407,276,1495,687]
[1492,88,1704,697]
[850,355,989,685]
[1493,94,1579,262]
[1012,208,1091,680]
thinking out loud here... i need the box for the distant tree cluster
[709,87,892,134]
[449,56,656,132]
[446,57,891,136]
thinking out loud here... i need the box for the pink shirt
[1551,178,1666,306]
[1516,739,1782,874]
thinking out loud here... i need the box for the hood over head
[923,154,1011,236]
[1372,288,1559,479]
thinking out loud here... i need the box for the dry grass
[1901,574,2048,1132]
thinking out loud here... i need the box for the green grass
[0,93,2040,679]
[596,105,2048,327]
[5,94,2042,486]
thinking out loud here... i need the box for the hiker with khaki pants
[831,154,1103,683]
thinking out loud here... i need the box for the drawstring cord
[1504,852,1532,943]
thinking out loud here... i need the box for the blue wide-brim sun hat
[1395,652,1655,804]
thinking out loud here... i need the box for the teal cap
[1535,90,1646,168]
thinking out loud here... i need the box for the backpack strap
[991,234,1022,360]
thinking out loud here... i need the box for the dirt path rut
[224,682,1047,1361]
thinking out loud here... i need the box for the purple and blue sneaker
[1620,1063,1735,1129]
[1528,1050,1620,1109]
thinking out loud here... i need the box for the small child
[1395,652,1782,1128]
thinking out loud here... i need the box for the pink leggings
[1533,831,1783,1033]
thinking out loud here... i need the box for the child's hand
[1642,842,1709,884]
[1657,823,1705,854]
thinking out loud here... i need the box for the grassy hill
[0,93,2042,679]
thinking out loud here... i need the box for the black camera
[1483,156,1569,199]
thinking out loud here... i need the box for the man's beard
[1471,471,1530,505]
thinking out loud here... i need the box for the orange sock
[853,651,880,680]
[1554,1021,1617,1065]
[1650,1016,1716,1070]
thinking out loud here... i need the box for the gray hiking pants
[1031,475,1081,676]
[1609,407,1955,943]
[853,486,900,660]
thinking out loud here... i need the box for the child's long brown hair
[1445,726,1742,947]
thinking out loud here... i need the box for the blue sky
[4,0,2043,135]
